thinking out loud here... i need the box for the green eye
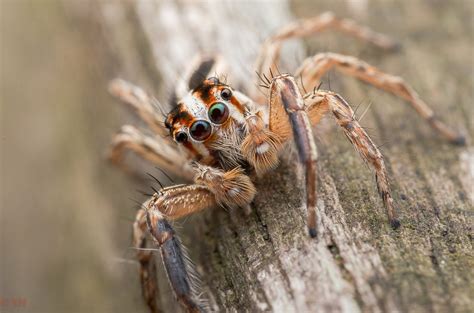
[208,102,229,124]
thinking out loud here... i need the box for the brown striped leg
[108,125,194,181]
[143,185,218,313]
[315,90,400,228]
[254,12,399,100]
[146,211,202,313]
[133,209,162,313]
[295,52,465,145]
[269,74,319,237]
[143,173,254,312]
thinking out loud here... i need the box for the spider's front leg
[134,186,216,313]
[268,74,320,237]
[134,164,256,313]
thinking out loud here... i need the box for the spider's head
[165,77,246,149]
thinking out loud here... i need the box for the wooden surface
[2,1,472,313]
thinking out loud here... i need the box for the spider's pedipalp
[241,113,282,176]
[295,52,466,145]
[192,163,256,210]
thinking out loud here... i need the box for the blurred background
[1,1,472,313]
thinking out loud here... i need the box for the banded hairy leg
[109,124,193,180]
[295,52,466,145]
[268,74,320,237]
[266,74,401,237]
[309,90,399,227]
[133,162,256,313]
[109,55,239,313]
[108,80,192,180]
[253,11,400,102]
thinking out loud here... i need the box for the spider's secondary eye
[189,120,212,141]
[208,102,229,124]
[175,131,188,143]
[221,88,232,100]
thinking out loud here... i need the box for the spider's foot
[390,218,401,230]
[451,134,467,146]
[387,41,402,53]
[308,227,318,238]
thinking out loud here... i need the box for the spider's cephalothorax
[108,13,465,313]
[165,77,248,170]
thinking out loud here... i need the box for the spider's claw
[390,219,401,230]
[387,41,402,53]
[451,134,466,146]
[308,227,318,238]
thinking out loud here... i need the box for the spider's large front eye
[208,102,229,124]
[189,120,212,141]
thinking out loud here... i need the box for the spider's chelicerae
[108,13,465,313]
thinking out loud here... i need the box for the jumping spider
[108,12,465,313]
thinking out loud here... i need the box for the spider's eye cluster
[189,120,212,141]
[208,102,229,124]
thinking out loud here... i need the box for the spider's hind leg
[296,52,466,145]
[254,12,400,101]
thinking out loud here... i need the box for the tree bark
[74,1,473,312]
